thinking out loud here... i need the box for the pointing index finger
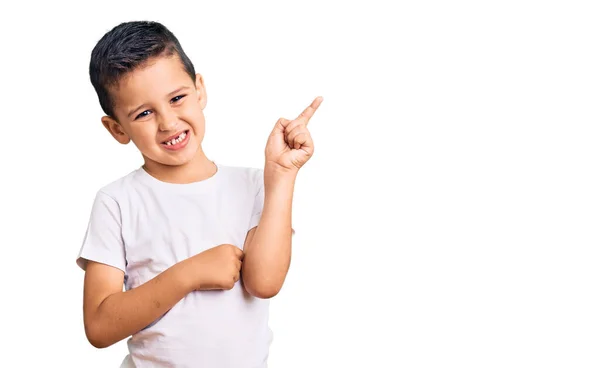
[297,96,323,123]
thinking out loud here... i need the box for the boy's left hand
[265,96,323,173]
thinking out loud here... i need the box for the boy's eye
[133,95,185,120]
[171,95,186,103]
[135,110,151,120]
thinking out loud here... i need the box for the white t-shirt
[77,162,272,368]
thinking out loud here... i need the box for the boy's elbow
[241,263,287,299]
[85,323,114,349]
[253,285,281,299]
[243,279,281,299]
[88,337,111,349]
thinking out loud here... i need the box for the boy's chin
[141,141,201,166]
[141,154,192,168]
[158,156,195,167]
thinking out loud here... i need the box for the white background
[0,0,599,367]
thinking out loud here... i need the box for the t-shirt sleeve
[248,169,265,231]
[76,191,127,273]
[247,168,295,236]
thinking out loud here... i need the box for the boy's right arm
[83,259,192,349]
[83,244,243,348]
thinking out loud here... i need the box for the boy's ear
[101,116,131,145]
[194,73,207,110]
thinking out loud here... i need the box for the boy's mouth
[161,130,189,146]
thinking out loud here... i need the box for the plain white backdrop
[0,0,599,367]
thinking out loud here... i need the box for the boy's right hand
[191,244,244,291]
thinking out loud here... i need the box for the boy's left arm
[242,96,323,299]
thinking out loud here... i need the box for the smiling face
[101,54,207,172]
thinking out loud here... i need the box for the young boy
[76,20,322,367]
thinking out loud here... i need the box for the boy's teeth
[165,131,187,146]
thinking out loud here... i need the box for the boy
[77,20,322,367]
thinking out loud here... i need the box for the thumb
[270,117,292,136]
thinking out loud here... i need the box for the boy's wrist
[176,257,199,293]
[264,163,297,187]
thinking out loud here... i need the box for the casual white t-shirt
[77,162,273,368]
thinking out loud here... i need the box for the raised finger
[296,96,323,124]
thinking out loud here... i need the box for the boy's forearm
[86,259,195,348]
[243,167,296,298]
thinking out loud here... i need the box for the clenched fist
[191,244,244,291]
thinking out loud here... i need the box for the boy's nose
[159,120,177,131]
[158,112,179,132]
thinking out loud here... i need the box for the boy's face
[102,55,207,169]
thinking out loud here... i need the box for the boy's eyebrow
[127,86,191,118]
[168,86,190,96]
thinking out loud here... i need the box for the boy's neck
[142,148,217,184]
